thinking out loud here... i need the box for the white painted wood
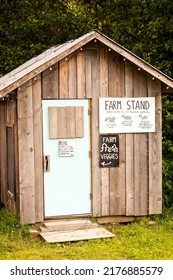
[42,99,91,217]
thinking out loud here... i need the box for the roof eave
[95,31,173,89]
[0,31,97,98]
[0,30,173,98]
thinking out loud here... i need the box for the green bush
[162,95,173,210]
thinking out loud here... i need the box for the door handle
[44,155,50,172]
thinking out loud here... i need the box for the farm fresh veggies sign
[99,97,155,133]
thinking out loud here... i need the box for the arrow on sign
[101,161,112,167]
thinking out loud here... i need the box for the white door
[42,99,91,217]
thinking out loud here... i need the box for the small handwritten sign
[99,135,119,168]
[58,140,75,157]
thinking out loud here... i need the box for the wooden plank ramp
[39,219,115,243]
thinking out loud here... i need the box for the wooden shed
[0,30,173,224]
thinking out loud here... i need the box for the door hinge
[88,108,91,116]
[90,193,92,200]
[89,150,91,158]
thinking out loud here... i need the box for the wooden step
[40,227,115,243]
[40,219,98,232]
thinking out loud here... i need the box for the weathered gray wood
[6,190,16,213]
[17,81,35,223]
[109,134,126,215]
[50,63,59,98]
[6,127,15,197]
[75,106,84,138]
[1,30,173,98]
[95,32,173,88]
[57,107,67,138]
[0,34,167,224]
[66,106,75,138]
[42,68,50,99]
[125,61,135,216]
[77,50,86,98]
[100,45,108,97]
[0,102,7,205]
[32,75,44,222]
[97,216,135,224]
[69,54,77,98]
[40,227,115,243]
[148,75,162,214]
[109,54,126,216]
[91,60,101,216]
[42,63,59,99]
[49,106,84,139]
[100,45,109,216]
[86,60,92,98]
[41,219,98,232]
[49,107,59,138]
[49,106,81,139]
[59,59,69,99]
[0,32,97,97]
[134,69,148,216]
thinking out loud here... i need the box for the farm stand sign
[99,97,155,133]
[99,134,119,168]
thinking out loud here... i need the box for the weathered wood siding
[10,41,162,223]
[40,41,162,218]
[17,75,43,223]
[0,98,19,211]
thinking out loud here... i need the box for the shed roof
[0,30,173,98]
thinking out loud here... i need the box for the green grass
[0,207,173,260]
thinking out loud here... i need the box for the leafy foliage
[162,96,173,209]
[0,0,79,75]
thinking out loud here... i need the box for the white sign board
[58,140,75,157]
[99,97,155,133]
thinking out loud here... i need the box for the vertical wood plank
[42,63,59,99]
[77,50,86,98]
[0,102,7,205]
[42,68,50,99]
[108,52,116,97]
[32,74,44,222]
[6,127,15,196]
[7,100,16,123]
[134,69,148,216]
[13,98,19,212]
[57,107,67,138]
[50,63,59,98]
[59,59,69,99]
[148,76,162,214]
[100,46,108,97]
[109,55,126,215]
[86,60,92,98]
[109,135,126,215]
[66,106,75,138]
[49,107,58,139]
[108,52,124,97]
[125,61,135,216]
[69,54,77,98]
[17,80,35,223]
[100,45,109,216]
[75,106,84,138]
[91,60,101,216]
